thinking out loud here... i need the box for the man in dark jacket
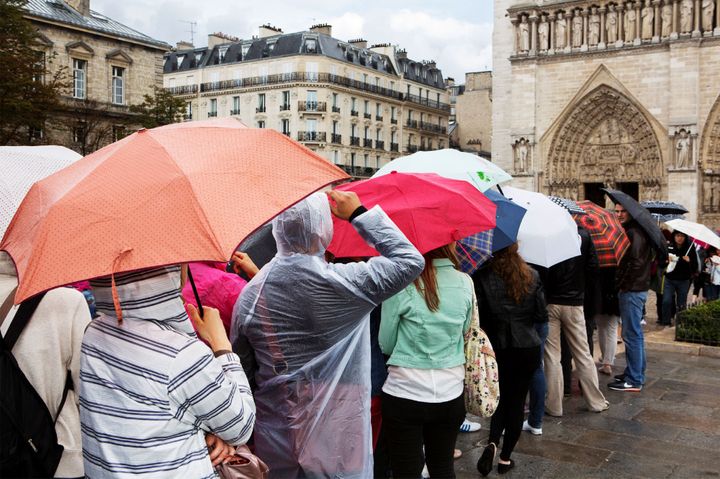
[543,226,608,416]
[609,203,654,392]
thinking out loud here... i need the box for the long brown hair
[491,243,533,304]
[413,243,459,312]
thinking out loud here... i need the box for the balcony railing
[376,115,383,121]
[332,106,341,113]
[363,113,371,119]
[419,121,447,134]
[407,144,419,153]
[405,93,451,112]
[183,114,192,121]
[256,106,266,113]
[390,142,399,152]
[280,104,291,111]
[297,131,326,142]
[406,119,418,129]
[331,133,342,144]
[350,136,360,146]
[298,101,327,112]
[362,138,372,148]
[208,111,218,118]
[375,140,385,150]
[351,110,359,117]
[229,109,240,115]
[391,118,398,124]
[166,84,198,95]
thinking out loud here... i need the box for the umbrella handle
[186,265,204,318]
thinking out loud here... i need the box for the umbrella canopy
[665,219,720,249]
[650,212,685,223]
[0,146,82,238]
[483,189,527,252]
[574,200,630,268]
[327,172,497,258]
[503,187,581,268]
[372,149,512,192]
[602,189,669,262]
[548,196,587,216]
[1,119,349,304]
[455,230,494,275]
[640,200,689,215]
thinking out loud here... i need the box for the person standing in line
[661,231,698,326]
[703,247,720,301]
[608,203,654,392]
[543,227,609,415]
[473,243,547,476]
[595,267,621,376]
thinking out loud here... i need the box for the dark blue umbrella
[485,189,527,252]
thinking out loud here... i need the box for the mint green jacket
[379,259,474,369]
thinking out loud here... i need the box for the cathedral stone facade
[493,0,720,227]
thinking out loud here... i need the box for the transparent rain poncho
[231,193,424,478]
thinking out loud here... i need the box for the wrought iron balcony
[351,110,359,117]
[331,133,342,144]
[376,115,383,121]
[350,136,360,146]
[280,104,291,111]
[332,106,341,113]
[297,131,326,142]
[229,109,240,115]
[363,138,373,148]
[298,101,327,112]
[407,144,419,153]
[375,140,385,150]
[256,106,266,113]
[363,113,372,119]
[208,111,218,118]
[391,118,398,124]
[390,142,399,152]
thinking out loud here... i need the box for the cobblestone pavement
[454,347,720,478]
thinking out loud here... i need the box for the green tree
[0,0,66,145]
[130,86,186,129]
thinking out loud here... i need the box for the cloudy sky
[92,0,494,82]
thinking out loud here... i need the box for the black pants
[488,346,541,462]
[381,392,465,479]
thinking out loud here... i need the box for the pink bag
[215,445,269,479]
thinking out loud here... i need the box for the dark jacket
[616,220,654,292]
[472,266,547,351]
[598,267,620,316]
[545,227,599,306]
[665,241,699,281]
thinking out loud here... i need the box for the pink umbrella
[328,172,496,258]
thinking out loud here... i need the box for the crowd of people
[3,187,720,479]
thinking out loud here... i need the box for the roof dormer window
[176,54,184,69]
[241,44,250,57]
[218,45,229,62]
[305,38,317,53]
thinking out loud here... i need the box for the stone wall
[454,71,492,155]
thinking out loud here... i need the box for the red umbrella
[574,200,630,268]
[327,172,496,258]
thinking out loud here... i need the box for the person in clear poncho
[231,191,424,478]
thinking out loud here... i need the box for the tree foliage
[0,0,67,145]
[130,86,186,129]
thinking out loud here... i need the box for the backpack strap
[3,293,46,350]
[0,286,18,330]
[54,371,73,425]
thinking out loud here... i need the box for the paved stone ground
[453,298,720,478]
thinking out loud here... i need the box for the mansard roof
[164,30,446,89]
[24,0,170,50]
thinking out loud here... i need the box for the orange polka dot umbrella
[574,200,630,268]
[0,118,349,305]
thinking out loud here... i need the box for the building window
[257,93,266,113]
[72,58,87,99]
[72,123,86,143]
[113,125,126,141]
[333,150,340,164]
[376,128,382,141]
[350,152,356,168]
[364,154,369,168]
[332,93,338,107]
[407,84,411,96]
[257,120,265,128]
[28,125,43,141]
[231,96,240,115]
[305,38,317,53]
[281,118,290,135]
[185,101,193,120]
[282,90,290,110]
[364,100,369,114]
[111,66,125,104]
[208,98,218,117]
[332,120,338,135]
[306,62,318,81]
[306,90,318,109]
[391,106,396,121]
[437,92,441,103]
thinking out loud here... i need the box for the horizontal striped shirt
[81,267,255,478]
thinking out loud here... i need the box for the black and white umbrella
[548,196,587,216]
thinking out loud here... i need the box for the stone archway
[700,93,720,226]
[545,85,664,200]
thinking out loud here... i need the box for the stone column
[549,14,556,54]
[716,0,720,35]
[599,6,608,48]
[672,0,680,38]
[653,0,662,41]
[618,2,626,45]
[510,17,519,55]
[693,0,702,36]
[582,8,590,50]
[635,1,643,44]
[530,12,538,55]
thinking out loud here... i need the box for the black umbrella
[640,200,688,216]
[602,189,668,261]
[230,222,277,280]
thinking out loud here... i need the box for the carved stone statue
[539,18,549,51]
[662,4,673,36]
[589,10,601,45]
[702,0,715,32]
[519,16,530,52]
[556,12,567,48]
[676,130,691,168]
[626,8,637,40]
[642,3,654,39]
[572,14,583,46]
[680,0,694,33]
[516,139,529,172]
[704,177,714,209]
[607,8,618,43]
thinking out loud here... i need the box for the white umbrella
[373,149,512,192]
[665,219,720,249]
[503,186,581,268]
[0,146,81,238]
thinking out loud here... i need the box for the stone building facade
[449,71,492,157]
[493,0,720,227]
[163,25,450,177]
[24,0,169,153]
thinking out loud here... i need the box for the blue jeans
[618,291,647,387]
[662,278,691,325]
[704,283,720,301]
[527,322,548,428]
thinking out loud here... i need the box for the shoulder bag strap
[4,292,47,350]
[0,286,18,330]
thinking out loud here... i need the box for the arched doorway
[544,85,664,202]
[700,93,720,227]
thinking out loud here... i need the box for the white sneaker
[522,419,542,435]
[459,418,481,433]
